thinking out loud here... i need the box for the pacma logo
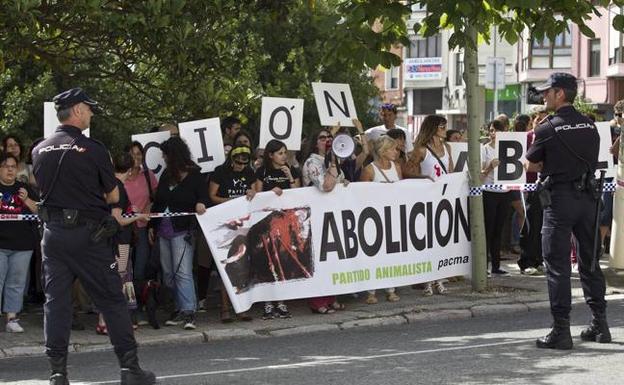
[38,144,87,153]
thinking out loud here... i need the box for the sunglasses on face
[615,113,623,118]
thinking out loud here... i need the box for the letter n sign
[259,97,304,150]
[179,118,225,173]
[312,82,358,127]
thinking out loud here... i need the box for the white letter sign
[595,122,616,179]
[495,132,527,183]
[311,82,357,127]
[132,131,170,180]
[259,97,304,150]
[44,102,90,138]
[179,118,225,173]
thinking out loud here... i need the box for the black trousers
[42,220,136,360]
[518,192,543,270]
[542,189,606,319]
[483,191,512,271]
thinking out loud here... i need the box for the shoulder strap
[40,137,79,205]
[545,118,592,173]
[143,164,154,202]
[373,162,392,183]
[425,145,448,174]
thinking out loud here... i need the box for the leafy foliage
[0,0,380,150]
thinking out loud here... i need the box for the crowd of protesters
[0,102,617,334]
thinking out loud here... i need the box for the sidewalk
[2,258,623,359]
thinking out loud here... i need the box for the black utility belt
[39,207,119,243]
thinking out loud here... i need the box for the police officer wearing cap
[526,73,611,350]
[32,88,155,385]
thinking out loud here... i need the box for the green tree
[337,0,624,290]
[0,0,380,150]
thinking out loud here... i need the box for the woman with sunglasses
[406,115,454,296]
[209,145,257,322]
[149,137,209,330]
[301,129,346,314]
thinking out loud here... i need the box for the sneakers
[386,292,400,302]
[491,269,509,275]
[6,318,24,333]
[423,283,433,297]
[275,303,292,319]
[165,311,184,326]
[366,293,378,304]
[262,303,275,320]
[433,281,446,294]
[183,313,196,330]
[521,267,539,276]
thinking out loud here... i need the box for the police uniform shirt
[32,125,117,219]
[525,105,599,183]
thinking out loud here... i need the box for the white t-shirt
[365,125,413,153]
[480,143,503,192]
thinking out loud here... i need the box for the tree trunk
[464,25,487,291]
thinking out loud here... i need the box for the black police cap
[53,88,102,114]
[535,72,578,92]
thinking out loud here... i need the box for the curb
[3,293,623,359]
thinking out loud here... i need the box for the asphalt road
[2,299,624,385]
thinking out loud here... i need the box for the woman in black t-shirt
[0,153,39,333]
[254,139,301,194]
[253,140,300,320]
[209,145,257,322]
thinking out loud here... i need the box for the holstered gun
[536,176,553,208]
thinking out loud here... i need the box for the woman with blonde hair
[360,135,402,304]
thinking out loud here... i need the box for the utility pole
[465,25,487,291]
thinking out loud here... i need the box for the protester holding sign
[409,115,453,295]
[365,104,413,153]
[360,135,402,304]
[0,153,39,333]
[149,137,209,330]
[253,139,301,319]
[124,142,158,304]
[209,145,257,322]
[302,129,346,190]
[481,120,512,276]
[301,129,346,314]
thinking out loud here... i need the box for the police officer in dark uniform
[526,73,611,350]
[32,88,155,385]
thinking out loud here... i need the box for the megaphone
[331,134,355,159]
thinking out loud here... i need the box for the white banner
[259,97,304,150]
[178,118,225,173]
[311,82,357,127]
[197,172,472,313]
[44,102,90,138]
[131,131,170,180]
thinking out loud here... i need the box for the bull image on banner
[197,172,472,313]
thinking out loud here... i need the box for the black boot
[49,354,69,385]
[118,348,156,385]
[536,317,573,350]
[580,315,611,343]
